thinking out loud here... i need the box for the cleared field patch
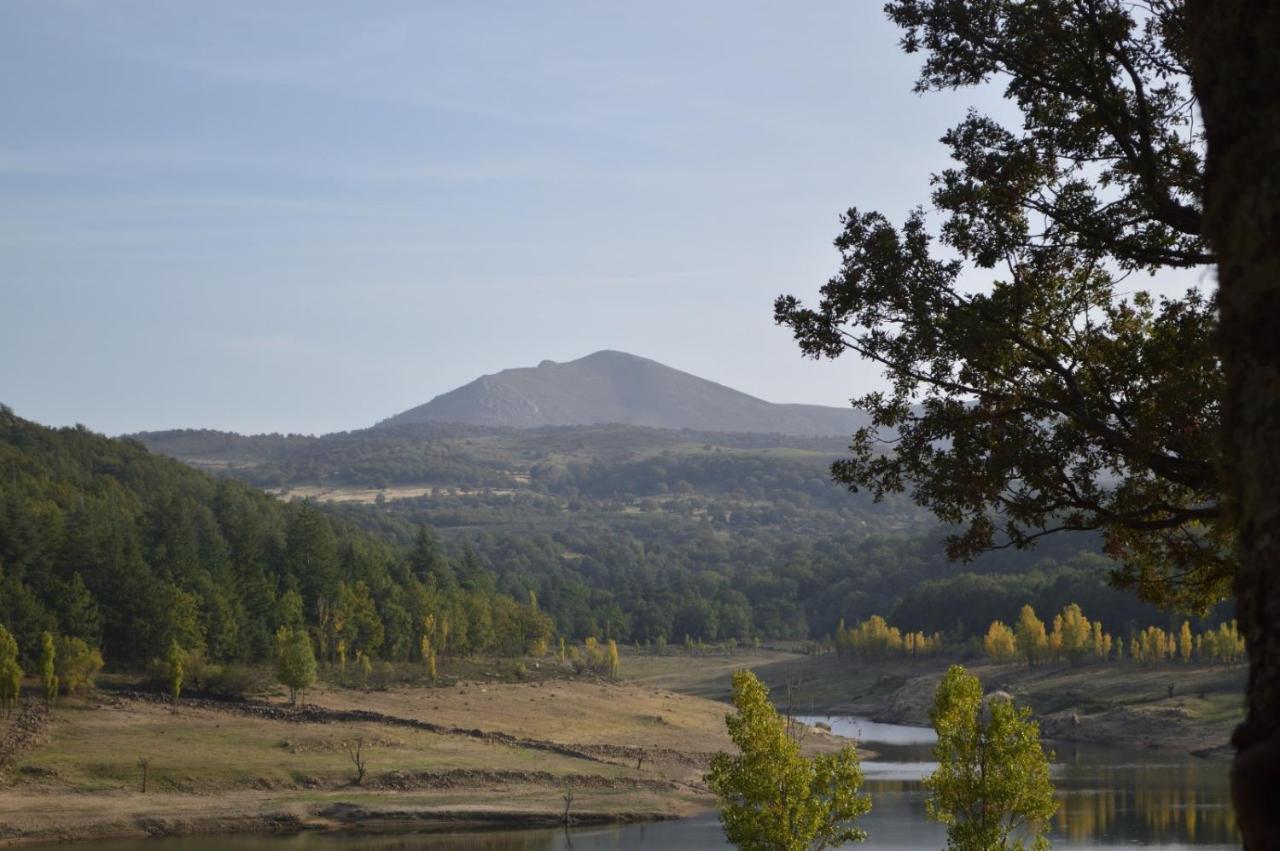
[15,697,627,796]
[302,677,735,760]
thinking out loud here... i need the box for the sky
[1,1,1007,436]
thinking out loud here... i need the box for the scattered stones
[0,702,51,774]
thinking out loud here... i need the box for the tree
[925,665,1057,850]
[39,631,57,708]
[55,637,104,695]
[775,0,1227,612]
[167,639,185,707]
[1187,2,1280,846]
[1050,604,1093,665]
[607,639,620,679]
[1178,622,1193,663]
[983,621,1017,663]
[0,626,21,714]
[346,737,368,785]
[1014,606,1047,667]
[275,626,317,705]
[707,670,871,851]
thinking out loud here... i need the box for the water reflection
[1051,748,1238,845]
[803,714,1238,848]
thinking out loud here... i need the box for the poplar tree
[0,626,21,714]
[925,665,1057,850]
[275,627,317,705]
[1014,606,1047,667]
[983,622,1017,663]
[167,639,185,707]
[39,631,57,708]
[708,670,871,851]
[1050,604,1093,665]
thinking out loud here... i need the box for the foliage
[275,626,317,704]
[1179,621,1193,663]
[39,631,57,707]
[774,0,1229,613]
[1049,604,1094,665]
[707,670,871,851]
[576,637,617,677]
[983,621,1017,663]
[1125,620,1243,667]
[1014,606,1048,666]
[133,410,1215,648]
[0,410,1235,665]
[0,626,21,713]
[0,410,562,668]
[55,636,103,694]
[835,615,942,661]
[925,665,1057,850]
[167,640,185,705]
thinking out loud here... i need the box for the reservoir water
[52,716,1237,849]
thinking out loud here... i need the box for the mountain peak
[379,351,863,436]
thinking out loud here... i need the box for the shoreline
[0,802,687,848]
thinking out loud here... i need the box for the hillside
[127,416,1198,646]
[379,350,866,436]
[0,405,551,667]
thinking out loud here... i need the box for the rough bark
[1187,1,1280,848]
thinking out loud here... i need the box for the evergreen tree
[52,573,101,645]
[408,527,453,586]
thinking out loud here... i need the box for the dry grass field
[0,661,854,845]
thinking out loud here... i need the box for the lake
[50,716,1237,850]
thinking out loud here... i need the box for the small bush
[56,637,104,695]
[205,665,262,699]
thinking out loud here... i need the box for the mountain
[379,350,865,436]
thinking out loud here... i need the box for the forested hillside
[6,405,1225,671]
[0,406,551,667]
[136,416,1226,645]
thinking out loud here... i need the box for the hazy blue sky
[2,1,1004,435]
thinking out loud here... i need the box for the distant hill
[379,350,865,437]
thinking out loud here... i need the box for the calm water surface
[54,716,1237,850]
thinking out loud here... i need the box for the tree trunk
[1188,2,1280,848]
